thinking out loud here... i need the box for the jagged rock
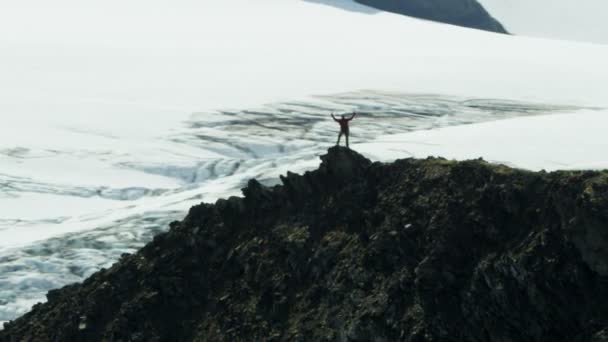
[2,147,607,342]
[319,146,372,180]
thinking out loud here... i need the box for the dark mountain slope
[356,0,508,33]
[2,147,608,341]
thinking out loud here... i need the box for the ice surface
[359,110,608,171]
[1,0,608,324]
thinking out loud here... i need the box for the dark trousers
[336,130,349,147]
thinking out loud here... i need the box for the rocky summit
[2,147,608,341]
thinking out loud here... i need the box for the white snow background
[1,0,607,323]
[479,0,608,45]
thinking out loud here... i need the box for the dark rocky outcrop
[2,147,608,341]
[356,0,508,33]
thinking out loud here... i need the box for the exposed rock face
[356,0,508,33]
[2,147,607,341]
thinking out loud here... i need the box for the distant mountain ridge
[355,0,508,33]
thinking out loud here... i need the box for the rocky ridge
[2,147,607,341]
[356,0,508,33]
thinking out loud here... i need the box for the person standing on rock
[331,112,356,148]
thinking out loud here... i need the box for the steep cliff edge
[2,147,607,341]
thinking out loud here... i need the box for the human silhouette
[331,112,357,148]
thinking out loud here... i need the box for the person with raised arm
[331,112,357,148]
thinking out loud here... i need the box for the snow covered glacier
[1,0,608,323]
